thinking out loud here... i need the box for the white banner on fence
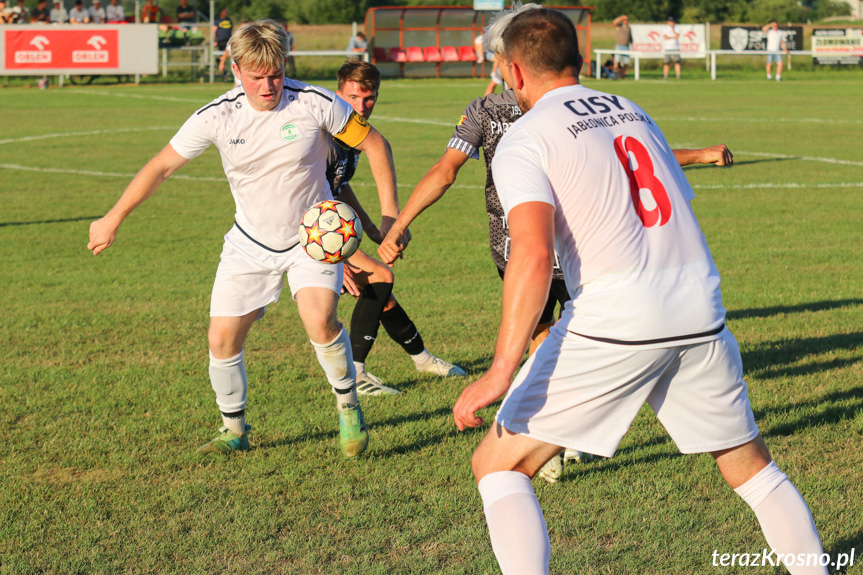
[630,23,707,57]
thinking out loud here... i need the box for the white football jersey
[493,84,725,347]
[170,79,367,251]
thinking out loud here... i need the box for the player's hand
[87,216,118,255]
[341,260,361,297]
[378,227,406,265]
[704,144,733,166]
[452,371,511,432]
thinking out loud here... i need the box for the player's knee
[369,262,394,284]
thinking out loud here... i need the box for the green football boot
[196,424,251,454]
[338,403,369,458]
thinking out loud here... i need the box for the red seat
[423,46,442,62]
[458,45,477,61]
[389,48,407,63]
[406,46,424,62]
[374,47,389,62]
[441,46,459,62]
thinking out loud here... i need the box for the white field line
[0,126,175,146]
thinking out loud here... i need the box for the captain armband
[333,111,372,149]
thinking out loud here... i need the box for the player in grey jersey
[328,61,465,396]
[379,2,734,481]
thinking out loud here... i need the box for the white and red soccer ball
[298,200,363,263]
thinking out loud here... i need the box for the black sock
[349,282,393,363]
[380,303,425,356]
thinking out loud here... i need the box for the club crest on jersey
[281,123,300,141]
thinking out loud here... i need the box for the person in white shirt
[49,0,67,23]
[662,15,681,79]
[88,0,105,23]
[451,8,828,575]
[106,0,124,22]
[762,20,788,81]
[68,0,89,23]
[88,19,404,460]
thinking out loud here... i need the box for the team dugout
[366,5,592,78]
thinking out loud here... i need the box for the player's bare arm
[453,201,555,431]
[674,144,733,167]
[88,144,189,255]
[352,126,400,238]
[334,183,382,244]
[378,148,470,265]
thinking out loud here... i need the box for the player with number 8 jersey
[494,86,724,346]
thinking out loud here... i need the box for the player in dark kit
[328,61,466,396]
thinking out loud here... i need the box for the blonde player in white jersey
[453,9,828,574]
[88,19,403,459]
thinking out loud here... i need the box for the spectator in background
[30,0,51,22]
[762,20,788,81]
[49,0,67,23]
[89,0,105,23]
[662,15,681,80]
[69,0,90,23]
[106,0,123,22]
[612,14,632,79]
[141,0,159,23]
[213,7,232,49]
[284,22,297,77]
[347,31,367,60]
[0,0,13,23]
[176,0,195,29]
[12,0,29,22]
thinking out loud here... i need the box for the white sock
[354,361,365,375]
[767,73,772,79]
[312,326,356,397]
[221,412,246,435]
[410,349,432,366]
[478,471,550,575]
[209,350,248,413]
[735,462,827,575]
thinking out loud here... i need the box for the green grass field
[1,71,862,574]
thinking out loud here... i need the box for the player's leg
[766,57,773,80]
[776,56,783,81]
[344,250,400,395]
[295,284,368,458]
[674,60,681,79]
[714,438,826,575]
[198,310,259,453]
[473,425,562,575]
[649,331,826,574]
[379,293,466,377]
[663,58,670,79]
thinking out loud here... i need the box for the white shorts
[495,326,759,458]
[210,225,343,317]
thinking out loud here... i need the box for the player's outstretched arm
[335,183,382,244]
[453,201,554,431]
[378,148,469,265]
[674,144,733,167]
[87,144,189,255]
[354,127,399,237]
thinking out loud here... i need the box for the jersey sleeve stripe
[196,92,245,115]
[447,137,479,160]
[284,86,334,102]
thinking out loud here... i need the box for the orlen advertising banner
[5,29,118,69]
[812,28,863,65]
[630,23,707,57]
[0,25,157,75]
[720,26,803,52]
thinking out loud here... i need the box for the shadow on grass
[728,299,863,321]
[0,216,102,227]
[825,529,863,574]
[753,384,863,439]
[741,332,863,378]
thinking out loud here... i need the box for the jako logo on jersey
[228,138,245,145]
[281,123,299,141]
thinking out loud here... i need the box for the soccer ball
[298,200,363,263]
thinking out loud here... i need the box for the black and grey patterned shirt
[448,89,563,278]
[326,138,360,198]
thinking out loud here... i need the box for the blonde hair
[483,2,542,55]
[229,19,289,73]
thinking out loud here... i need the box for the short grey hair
[483,2,543,55]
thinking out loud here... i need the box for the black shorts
[497,267,569,325]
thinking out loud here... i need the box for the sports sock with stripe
[312,325,358,406]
